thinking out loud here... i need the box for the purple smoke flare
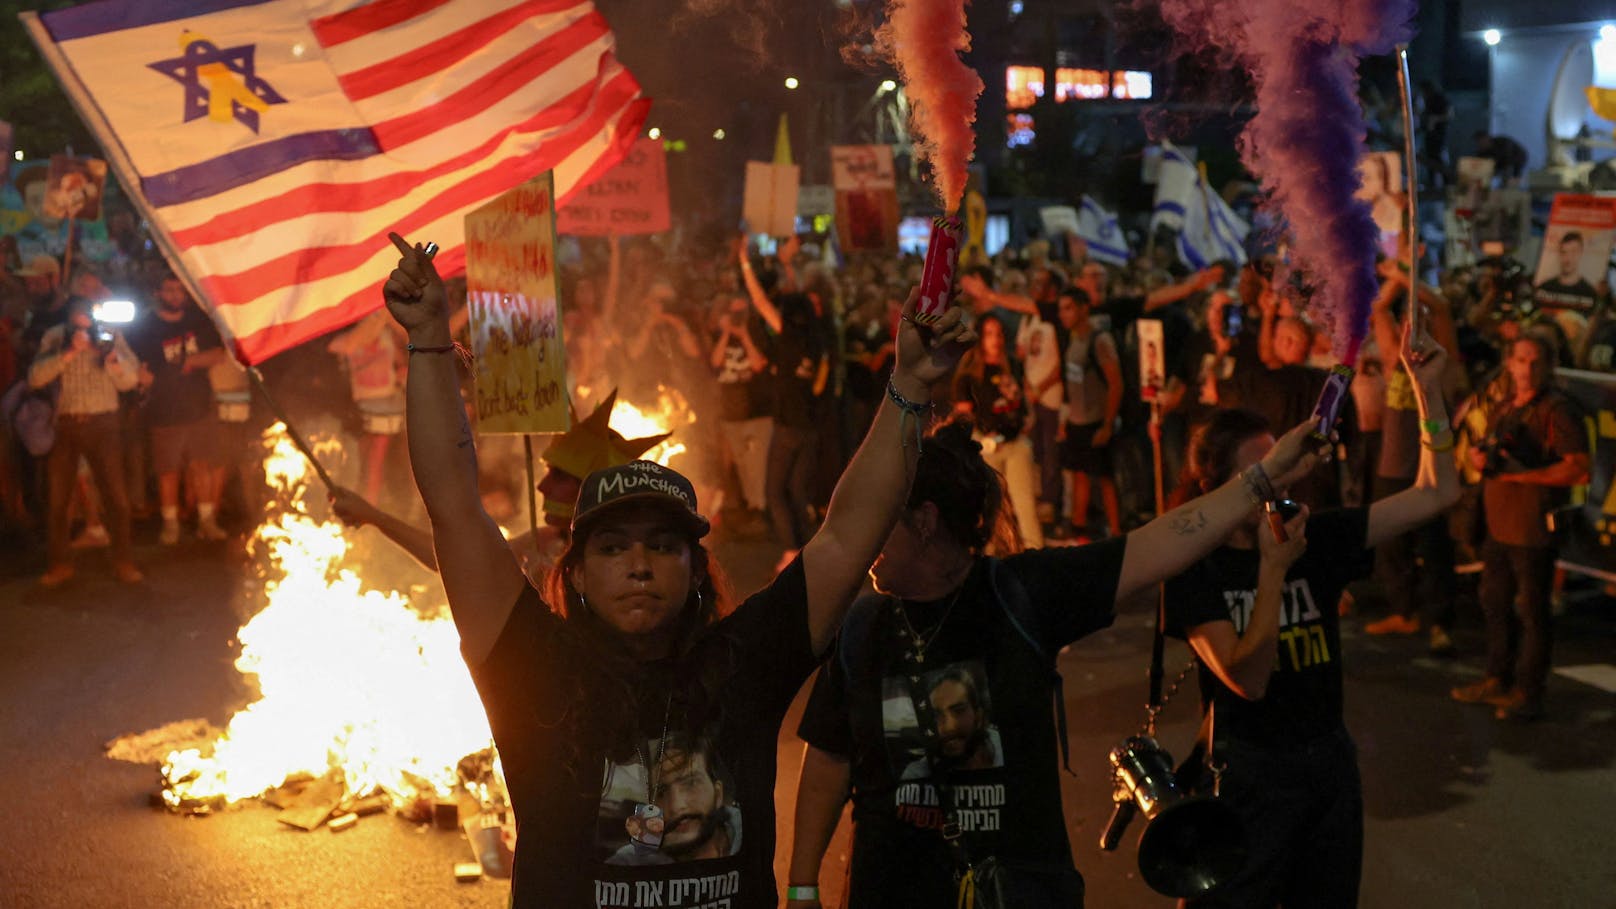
[1155,0,1417,363]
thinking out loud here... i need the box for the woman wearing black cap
[380,232,975,908]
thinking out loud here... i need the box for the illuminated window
[1112,70,1154,100]
[1054,68,1110,102]
[1006,113,1036,148]
[1005,65,1044,110]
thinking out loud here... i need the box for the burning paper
[156,424,499,813]
[1155,0,1416,364]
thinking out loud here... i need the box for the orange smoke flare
[876,0,983,214]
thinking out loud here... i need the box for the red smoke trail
[1155,0,1416,364]
[876,0,983,214]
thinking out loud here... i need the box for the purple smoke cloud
[1155,0,1416,362]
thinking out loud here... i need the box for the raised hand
[382,232,447,338]
[1259,421,1332,492]
[1257,503,1309,570]
[893,288,977,392]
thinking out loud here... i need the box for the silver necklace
[895,582,965,664]
[627,692,674,848]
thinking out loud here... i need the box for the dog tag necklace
[630,692,675,838]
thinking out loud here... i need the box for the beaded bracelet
[887,376,932,452]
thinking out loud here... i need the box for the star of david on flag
[148,32,287,133]
[24,0,649,364]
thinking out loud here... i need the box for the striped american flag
[24,0,649,363]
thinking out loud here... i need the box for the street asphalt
[1,527,1613,908]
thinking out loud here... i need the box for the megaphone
[1099,735,1247,898]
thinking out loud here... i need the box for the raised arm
[1115,420,1329,605]
[1146,266,1218,313]
[330,485,439,570]
[382,233,526,664]
[1187,506,1309,701]
[1365,325,1462,548]
[737,237,783,333]
[800,291,977,654]
[787,744,851,909]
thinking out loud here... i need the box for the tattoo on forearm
[456,410,474,450]
[1169,509,1207,536]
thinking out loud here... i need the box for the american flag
[24,0,649,364]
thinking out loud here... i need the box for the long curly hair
[1172,408,1273,507]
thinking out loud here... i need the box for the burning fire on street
[111,397,684,873]
[152,424,501,823]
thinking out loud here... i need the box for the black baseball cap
[571,460,710,539]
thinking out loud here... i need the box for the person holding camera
[1161,323,1456,908]
[786,413,1332,909]
[28,297,142,586]
[1451,334,1589,721]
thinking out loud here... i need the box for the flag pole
[1395,44,1421,346]
[22,11,337,489]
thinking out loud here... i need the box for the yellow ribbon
[957,868,977,909]
[180,31,272,124]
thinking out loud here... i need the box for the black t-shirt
[1164,508,1371,748]
[953,361,1026,441]
[711,317,770,423]
[797,540,1128,907]
[469,557,819,908]
[1534,277,1599,315]
[1481,389,1588,548]
[843,320,890,404]
[126,307,223,426]
[767,328,824,430]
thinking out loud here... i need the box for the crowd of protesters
[1,177,1600,702]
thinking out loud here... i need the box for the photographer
[28,298,142,586]
[1451,334,1589,721]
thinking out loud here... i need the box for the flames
[604,387,695,468]
[160,424,496,811]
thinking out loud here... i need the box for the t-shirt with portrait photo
[797,540,1126,908]
[470,557,819,909]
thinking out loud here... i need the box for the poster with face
[1354,151,1405,256]
[882,660,1003,781]
[598,731,742,867]
[1533,194,1616,319]
[43,154,108,222]
[0,161,117,262]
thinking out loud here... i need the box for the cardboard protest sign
[556,137,669,236]
[464,172,569,435]
[1039,205,1081,240]
[743,161,799,237]
[830,145,899,252]
[43,154,108,222]
[1533,194,1616,318]
[1,159,112,261]
[798,185,835,218]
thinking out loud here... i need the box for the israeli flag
[1076,196,1130,266]
[1151,142,1249,269]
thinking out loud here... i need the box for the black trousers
[1479,540,1556,699]
[1372,474,1456,627]
[1184,728,1362,909]
[766,424,816,549]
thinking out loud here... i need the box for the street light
[1483,28,1501,46]
[784,76,800,90]
[648,126,662,140]
[11,151,21,161]
[879,79,897,93]
[713,129,726,140]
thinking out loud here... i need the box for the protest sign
[43,154,108,222]
[743,161,799,237]
[1533,194,1616,318]
[831,145,899,252]
[1,159,114,261]
[556,137,669,236]
[798,185,835,218]
[465,172,569,435]
[1039,205,1081,240]
[1552,369,1616,581]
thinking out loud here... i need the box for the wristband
[786,885,820,901]
[406,342,456,354]
[1420,418,1448,435]
[1421,429,1456,453]
[887,375,933,452]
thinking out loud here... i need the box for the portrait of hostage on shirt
[883,661,1004,781]
[601,730,743,866]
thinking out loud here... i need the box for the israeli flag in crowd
[24,0,647,363]
[1075,195,1129,266]
[1150,142,1248,270]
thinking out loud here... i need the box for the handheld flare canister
[914,217,964,325]
[1309,365,1354,442]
